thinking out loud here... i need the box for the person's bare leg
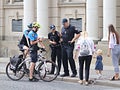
[96,70,99,75]
[23,46,29,58]
[99,70,102,75]
[29,62,35,79]
[24,49,28,58]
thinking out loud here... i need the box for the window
[14,0,23,2]
[12,19,22,32]
[69,18,82,31]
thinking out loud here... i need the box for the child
[95,49,103,79]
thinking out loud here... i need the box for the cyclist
[18,23,33,58]
[28,22,45,82]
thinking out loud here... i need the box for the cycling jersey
[28,30,38,63]
[19,30,30,47]
[28,30,38,42]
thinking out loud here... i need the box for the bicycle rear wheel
[6,62,25,81]
[38,60,59,82]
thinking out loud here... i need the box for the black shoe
[60,73,69,77]
[71,74,77,77]
[55,72,60,76]
[29,77,39,82]
[57,72,60,75]
[49,72,54,74]
[34,70,38,74]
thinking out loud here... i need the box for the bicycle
[6,47,59,82]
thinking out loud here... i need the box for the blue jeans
[111,45,120,73]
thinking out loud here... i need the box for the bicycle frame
[6,47,59,82]
[17,49,47,73]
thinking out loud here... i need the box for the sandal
[110,76,120,81]
[85,82,89,86]
[78,80,83,85]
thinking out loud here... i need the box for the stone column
[0,0,4,40]
[102,0,116,41]
[10,0,13,4]
[23,0,35,30]
[37,0,48,38]
[86,0,99,40]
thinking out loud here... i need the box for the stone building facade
[0,0,120,57]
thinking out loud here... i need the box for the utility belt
[61,42,74,47]
[49,44,61,48]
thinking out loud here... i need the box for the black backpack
[10,55,23,71]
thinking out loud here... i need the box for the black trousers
[61,45,77,74]
[79,55,92,81]
[51,46,61,73]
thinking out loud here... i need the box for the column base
[88,37,99,41]
[102,37,108,41]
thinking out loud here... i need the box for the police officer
[28,22,45,82]
[48,25,61,75]
[61,18,81,77]
[18,23,33,58]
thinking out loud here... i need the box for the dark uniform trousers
[51,46,61,74]
[61,44,77,75]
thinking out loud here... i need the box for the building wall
[48,0,85,32]
[0,0,86,40]
[1,0,120,57]
[59,1,85,30]
[1,0,120,41]
[117,0,120,32]
[48,0,60,31]
[1,0,23,41]
[4,8,23,40]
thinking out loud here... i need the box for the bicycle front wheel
[6,62,25,81]
[38,60,59,82]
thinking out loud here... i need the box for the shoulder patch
[75,27,78,31]
[26,31,29,35]
[32,34,34,37]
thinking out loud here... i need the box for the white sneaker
[97,74,102,79]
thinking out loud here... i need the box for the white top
[75,37,95,56]
[109,32,117,49]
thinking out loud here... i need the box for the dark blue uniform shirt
[48,31,60,45]
[61,25,80,44]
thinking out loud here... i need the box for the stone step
[98,41,108,45]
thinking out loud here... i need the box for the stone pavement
[0,58,120,88]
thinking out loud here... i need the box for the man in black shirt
[61,18,81,77]
[48,25,61,75]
